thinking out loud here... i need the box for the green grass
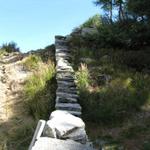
[22,54,42,70]
[76,63,90,89]
[73,47,150,148]
[0,49,7,58]
[7,120,36,150]
[0,54,56,150]
[23,60,56,119]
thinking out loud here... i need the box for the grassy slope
[70,45,150,149]
[0,49,56,150]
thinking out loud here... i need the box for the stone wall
[55,36,82,116]
[28,36,94,150]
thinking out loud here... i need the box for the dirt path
[0,53,30,123]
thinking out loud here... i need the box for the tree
[95,0,114,23]
[115,0,126,21]
[1,42,20,53]
[127,0,150,22]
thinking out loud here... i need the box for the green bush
[0,49,7,58]
[1,42,20,53]
[23,61,56,119]
[80,14,102,28]
[22,55,42,70]
[76,63,90,89]
[78,74,150,123]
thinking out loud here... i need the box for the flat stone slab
[56,88,77,94]
[55,103,81,111]
[31,137,93,150]
[56,92,79,99]
[56,96,78,103]
[57,80,76,86]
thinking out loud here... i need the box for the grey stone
[55,103,81,111]
[31,137,94,150]
[57,80,76,86]
[44,110,86,143]
[56,88,77,94]
[56,92,79,99]
[56,96,78,103]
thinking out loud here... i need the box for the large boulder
[43,110,87,144]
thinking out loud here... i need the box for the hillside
[0,48,56,150]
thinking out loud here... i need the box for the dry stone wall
[55,36,82,116]
[29,36,94,150]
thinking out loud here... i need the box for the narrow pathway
[0,53,29,122]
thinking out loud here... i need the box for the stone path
[55,36,82,116]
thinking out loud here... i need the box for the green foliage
[80,14,102,28]
[23,61,56,119]
[127,0,150,20]
[93,0,150,49]
[0,49,7,58]
[78,73,150,123]
[143,141,150,150]
[22,54,42,70]
[7,121,36,150]
[76,63,90,89]
[1,42,20,53]
[121,124,148,139]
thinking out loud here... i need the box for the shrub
[23,61,56,119]
[76,63,90,89]
[80,14,102,28]
[78,73,150,124]
[1,42,20,53]
[0,49,7,58]
[22,55,42,70]
[7,120,36,150]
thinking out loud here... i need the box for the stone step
[57,80,75,84]
[56,92,79,99]
[57,85,76,90]
[56,78,75,83]
[56,45,68,50]
[56,50,71,55]
[56,68,74,72]
[56,68,74,73]
[56,74,75,80]
[56,49,70,54]
[56,96,78,103]
[57,76,75,80]
[56,53,71,57]
[56,88,78,94]
[55,103,81,112]
[55,39,68,44]
[55,53,72,59]
[56,65,72,69]
[56,56,72,61]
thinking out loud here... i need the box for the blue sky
[0,0,100,52]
